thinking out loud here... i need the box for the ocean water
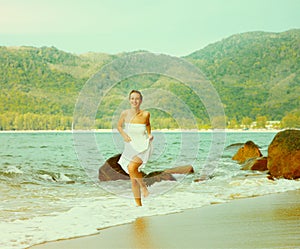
[1,131,300,249]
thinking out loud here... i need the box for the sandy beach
[29,189,300,249]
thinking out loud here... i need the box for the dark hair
[129,90,143,100]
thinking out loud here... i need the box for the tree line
[0,112,73,131]
[1,112,299,131]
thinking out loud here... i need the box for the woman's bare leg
[128,157,149,206]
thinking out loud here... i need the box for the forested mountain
[0,29,299,130]
[185,29,300,122]
[0,46,115,130]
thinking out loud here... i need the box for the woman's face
[129,92,142,108]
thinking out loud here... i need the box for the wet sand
[30,189,300,249]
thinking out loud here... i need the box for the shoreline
[0,128,282,134]
[29,189,300,249]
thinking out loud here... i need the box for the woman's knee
[128,162,142,175]
[132,156,142,164]
[128,163,138,174]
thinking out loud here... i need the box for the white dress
[118,123,153,174]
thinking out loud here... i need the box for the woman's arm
[145,111,154,141]
[117,110,131,142]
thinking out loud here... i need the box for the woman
[117,90,154,206]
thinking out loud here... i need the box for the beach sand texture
[30,189,300,249]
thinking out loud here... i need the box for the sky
[1,0,300,56]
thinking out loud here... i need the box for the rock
[143,171,176,186]
[267,129,300,179]
[225,143,245,149]
[232,140,263,164]
[241,157,268,171]
[98,154,194,186]
[98,154,130,181]
[193,174,213,182]
[164,165,194,174]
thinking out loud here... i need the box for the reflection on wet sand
[131,217,158,249]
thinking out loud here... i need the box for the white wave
[38,174,56,182]
[56,173,75,184]
[3,166,23,175]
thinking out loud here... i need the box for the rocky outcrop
[164,165,194,174]
[143,171,176,186]
[267,129,300,179]
[98,154,130,181]
[232,141,263,164]
[241,157,268,171]
[98,154,194,186]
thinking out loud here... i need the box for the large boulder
[267,129,300,179]
[232,141,263,164]
[98,154,194,186]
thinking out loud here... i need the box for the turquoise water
[1,131,300,249]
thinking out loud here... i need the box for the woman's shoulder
[121,109,130,115]
[141,110,150,117]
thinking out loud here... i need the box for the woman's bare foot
[141,186,149,198]
[135,198,142,206]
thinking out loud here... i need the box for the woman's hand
[123,134,131,142]
[148,134,154,141]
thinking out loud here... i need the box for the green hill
[0,29,299,130]
[185,29,300,122]
[0,46,115,130]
